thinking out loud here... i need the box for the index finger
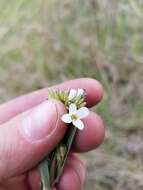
[0,78,103,124]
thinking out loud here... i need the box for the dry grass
[0,0,143,189]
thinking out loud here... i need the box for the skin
[0,78,105,190]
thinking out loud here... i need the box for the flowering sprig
[40,88,89,190]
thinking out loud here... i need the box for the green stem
[39,159,51,190]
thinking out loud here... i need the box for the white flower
[61,103,89,130]
[68,88,84,101]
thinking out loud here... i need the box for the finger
[73,112,105,152]
[57,154,86,190]
[0,100,66,182]
[1,175,29,190]
[0,78,103,124]
[28,169,40,190]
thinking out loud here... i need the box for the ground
[0,0,143,189]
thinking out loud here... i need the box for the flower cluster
[61,89,89,130]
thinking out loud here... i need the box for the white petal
[77,107,89,119]
[69,103,77,114]
[68,89,77,100]
[77,88,84,96]
[61,114,72,123]
[73,119,84,130]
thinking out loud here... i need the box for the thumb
[0,100,66,182]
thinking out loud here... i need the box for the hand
[0,78,105,190]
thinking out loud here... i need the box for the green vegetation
[0,0,143,189]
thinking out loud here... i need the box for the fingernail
[20,100,58,142]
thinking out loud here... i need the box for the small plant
[39,88,89,190]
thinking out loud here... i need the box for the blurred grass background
[0,0,143,189]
